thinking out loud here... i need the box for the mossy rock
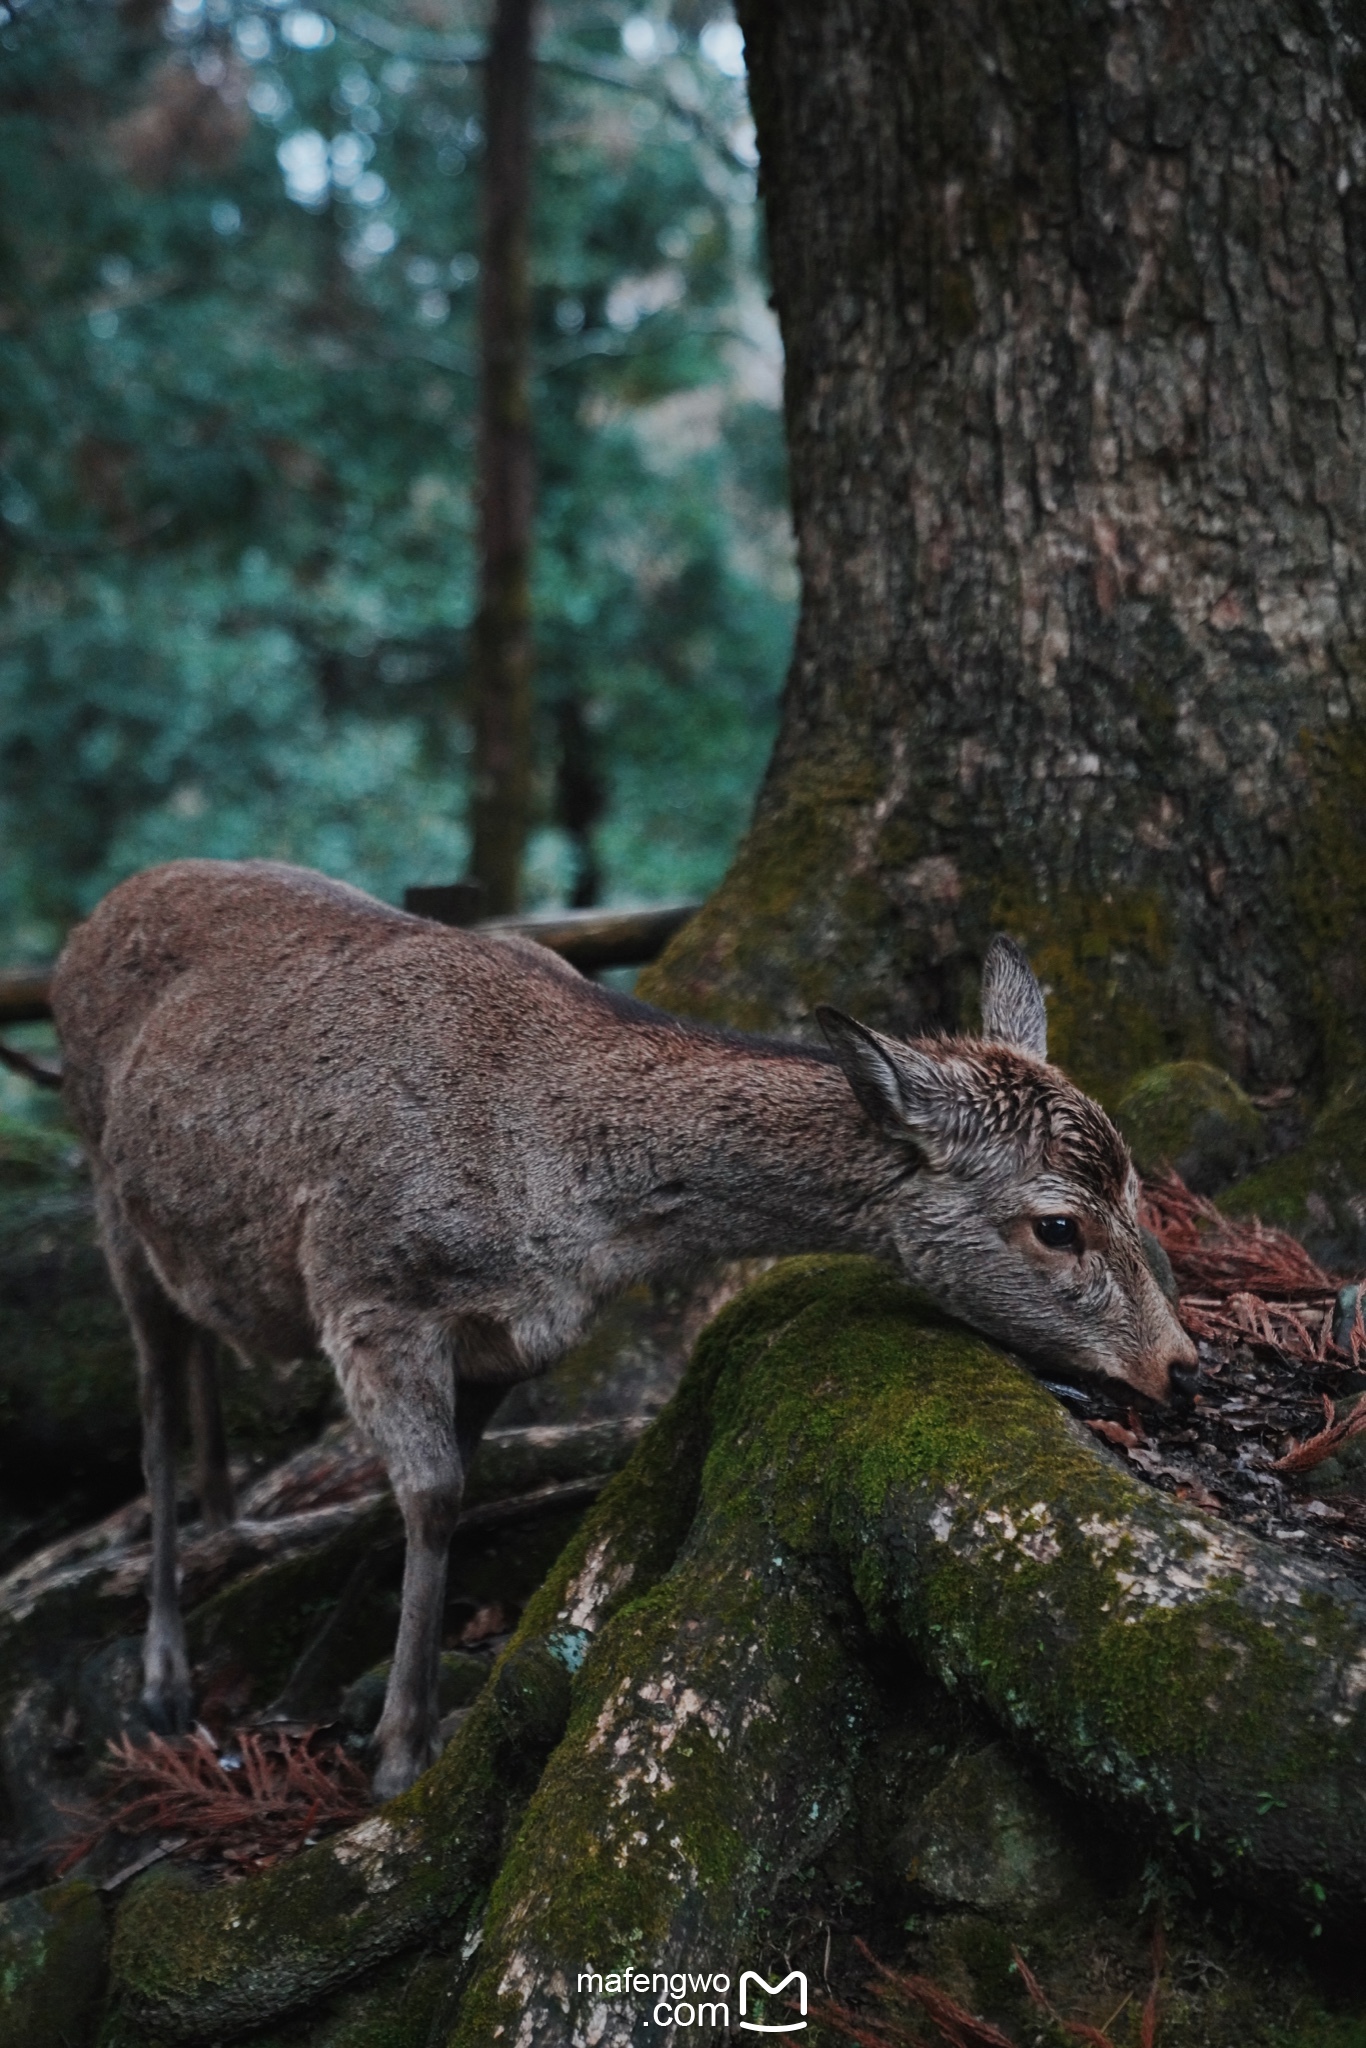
[896,1740,1087,1919]
[0,1879,108,2048]
[340,1651,491,1739]
[0,1125,142,1532]
[1115,1061,1268,1193]
[1221,1072,1366,1272]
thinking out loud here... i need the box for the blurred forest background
[0,0,792,979]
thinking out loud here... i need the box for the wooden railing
[0,901,700,1027]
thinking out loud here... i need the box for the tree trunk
[468,0,538,917]
[642,0,1366,1104]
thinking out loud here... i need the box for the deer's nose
[1168,1359,1199,1408]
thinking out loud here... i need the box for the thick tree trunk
[643,0,1366,1103]
[468,0,538,916]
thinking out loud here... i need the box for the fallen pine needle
[57,1723,370,1878]
[1271,1394,1366,1474]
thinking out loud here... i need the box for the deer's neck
[577,1030,905,1275]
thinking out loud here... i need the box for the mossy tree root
[105,1260,1366,2045]
[102,1363,726,2045]
[452,1259,1366,2046]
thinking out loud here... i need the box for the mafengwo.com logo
[576,1965,807,2033]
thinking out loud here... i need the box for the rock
[1139,1225,1179,1304]
[340,1650,491,1739]
[897,1741,1084,1917]
[1114,1062,1267,1194]
[494,1262,771,1427]
[0,1120,142,1541]
[1221,1073,1366,1273]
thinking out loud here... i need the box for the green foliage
[0,0,792,954]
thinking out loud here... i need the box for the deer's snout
[1167,1355,1200,1409]
[1117,1298,1198,1406]
[1131,1323,1198,1406]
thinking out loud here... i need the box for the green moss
[105,1334,726,2044]
[690,1260,1366,1902]
[0,1113,80,1190]
[640,762,890,1028]
[1220,1072,1366,1269]
[451,1505,874,2047]
[987,885,1212,1107]
[1115,1062,1267,1193]
[220,1947,456,2048]
[0,1879,108,2048]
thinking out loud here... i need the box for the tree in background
[0,0,793,954]
[647,0,1366,1104]
[468,0,538,914]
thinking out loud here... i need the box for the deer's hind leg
[322,1306,469,1799]
[95,1192,197,1734]
[187,1331,235,1531]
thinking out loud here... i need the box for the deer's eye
[1034,1215,1081,1252]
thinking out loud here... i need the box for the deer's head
[817,937,1197,1404]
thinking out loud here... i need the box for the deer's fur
[51,860,1195,1797]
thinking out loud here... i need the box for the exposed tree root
[14,1261,1366,2045]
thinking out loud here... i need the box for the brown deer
[51,860,1194,1798]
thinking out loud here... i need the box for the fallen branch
[0,902,702,1032]
[0,1417,649,1639]
[0,1037,61,1087]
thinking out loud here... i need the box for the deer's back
[50,861,619,1353]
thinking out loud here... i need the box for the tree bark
[468,0,538,917]
[643,0,1366,1103]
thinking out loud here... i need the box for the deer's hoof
[371,1751,423,1801]
[141,1682,191,1736]
[370,1726,440,1801]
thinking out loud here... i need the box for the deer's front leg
[324,1309,463,1799]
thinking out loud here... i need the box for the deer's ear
[980,934,1048,1061]
[815,1008,963,1165]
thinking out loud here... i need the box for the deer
[50,858,1196,1798]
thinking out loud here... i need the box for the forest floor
[1058,1174,1366,1582]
